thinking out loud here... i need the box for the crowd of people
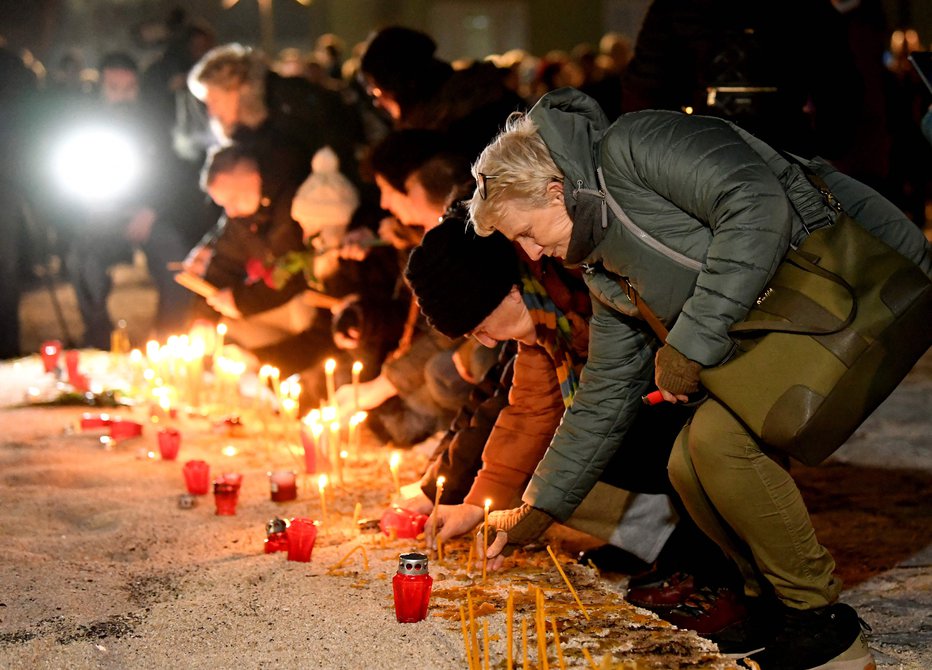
[2,5,932,669]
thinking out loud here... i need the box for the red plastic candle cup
[392,552,433,623]
[64,349,80,380]
[220,472,243,488]
[157,428,182,461]
[264,517,289,554]
[213,481,239,516]
[268,470,297,502]
[286,517,319,562]
[80,413,112,430]
[182,460,210,495]
[379,507,429,539]
[40,340,62,373]
[109,420,143,441]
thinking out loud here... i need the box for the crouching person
[470,87,931,669]
[405,210,712,589]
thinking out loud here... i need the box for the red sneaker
[626,570,696,608]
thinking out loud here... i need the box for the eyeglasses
[476,172,497,200]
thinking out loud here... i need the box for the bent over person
[468,87,932,670]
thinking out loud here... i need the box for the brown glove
[486,504,554,557]
[655,344,702,396]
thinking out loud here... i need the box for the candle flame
[318,473,328,491]
[340,450,349,459]
[324,358,336,374]
[222,445,237,457]
[389,452,401,471]
[437,475,446,488]
[321,405,337,422]
[352,361,363,374]
[484,498,492,510]
[216,323,227,336]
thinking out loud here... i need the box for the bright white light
[51,127,141,202]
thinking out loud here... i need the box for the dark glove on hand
[486,504,554,557]
[655,344,702,396]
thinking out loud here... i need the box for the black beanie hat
[405,207,520,339]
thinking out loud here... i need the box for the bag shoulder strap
[618,275,669,342]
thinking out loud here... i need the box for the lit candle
[215,322,227,357]
[389,451,401,497]
[506,587,514,670]
[352,501,362,530]
[330,422,342,483]
[350,411,366,459]
[432,475,445,561]
[324,358,336,406]
[482,498,491,582]
[270,366,281,403]
[351,361,362,412]
[339,449,348,485]
[318,473,329,527]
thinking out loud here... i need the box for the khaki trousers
[667,398,842,609]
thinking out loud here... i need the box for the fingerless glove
[486,504,554,556]
[655,344,702,395]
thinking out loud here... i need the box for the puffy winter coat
[523,88,932,521]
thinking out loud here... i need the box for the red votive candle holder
[286,517,319,562]
[80,413,112,430]
[40,340,62,373]
[109,420,143,441]
[264,517,289,554]
[157,428,181,460]
[393,552,433,623]
[380,507,429,539]
[182,460,210,495]
[268,470,297,502]
[213,478,240,516]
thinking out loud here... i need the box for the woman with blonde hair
[470,87,931,670]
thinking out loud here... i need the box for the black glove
[655,344,702,396]
[485,504,554,557]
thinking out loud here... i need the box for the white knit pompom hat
[291,147,359,238]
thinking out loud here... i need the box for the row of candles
[47,335,601,659]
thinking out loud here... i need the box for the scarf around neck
[520,269,585,408]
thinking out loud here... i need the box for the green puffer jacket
[523,88,932,521]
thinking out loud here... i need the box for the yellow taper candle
[546,545,590,621]
[482,498,491,582]
[324,358,336,406]
[317,473,329,527]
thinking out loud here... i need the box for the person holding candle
[406,211,729,604]
[329,131,494,445]
[466,88,930,669]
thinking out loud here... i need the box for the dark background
[2,0,930,71]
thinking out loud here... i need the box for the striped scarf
[520,271,585,407]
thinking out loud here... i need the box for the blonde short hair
[467,112,563,236]
[188,43,266,100]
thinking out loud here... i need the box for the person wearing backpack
[467,87,931,670]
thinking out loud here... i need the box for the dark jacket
[524,88,932,521]
[202,180,306,318]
